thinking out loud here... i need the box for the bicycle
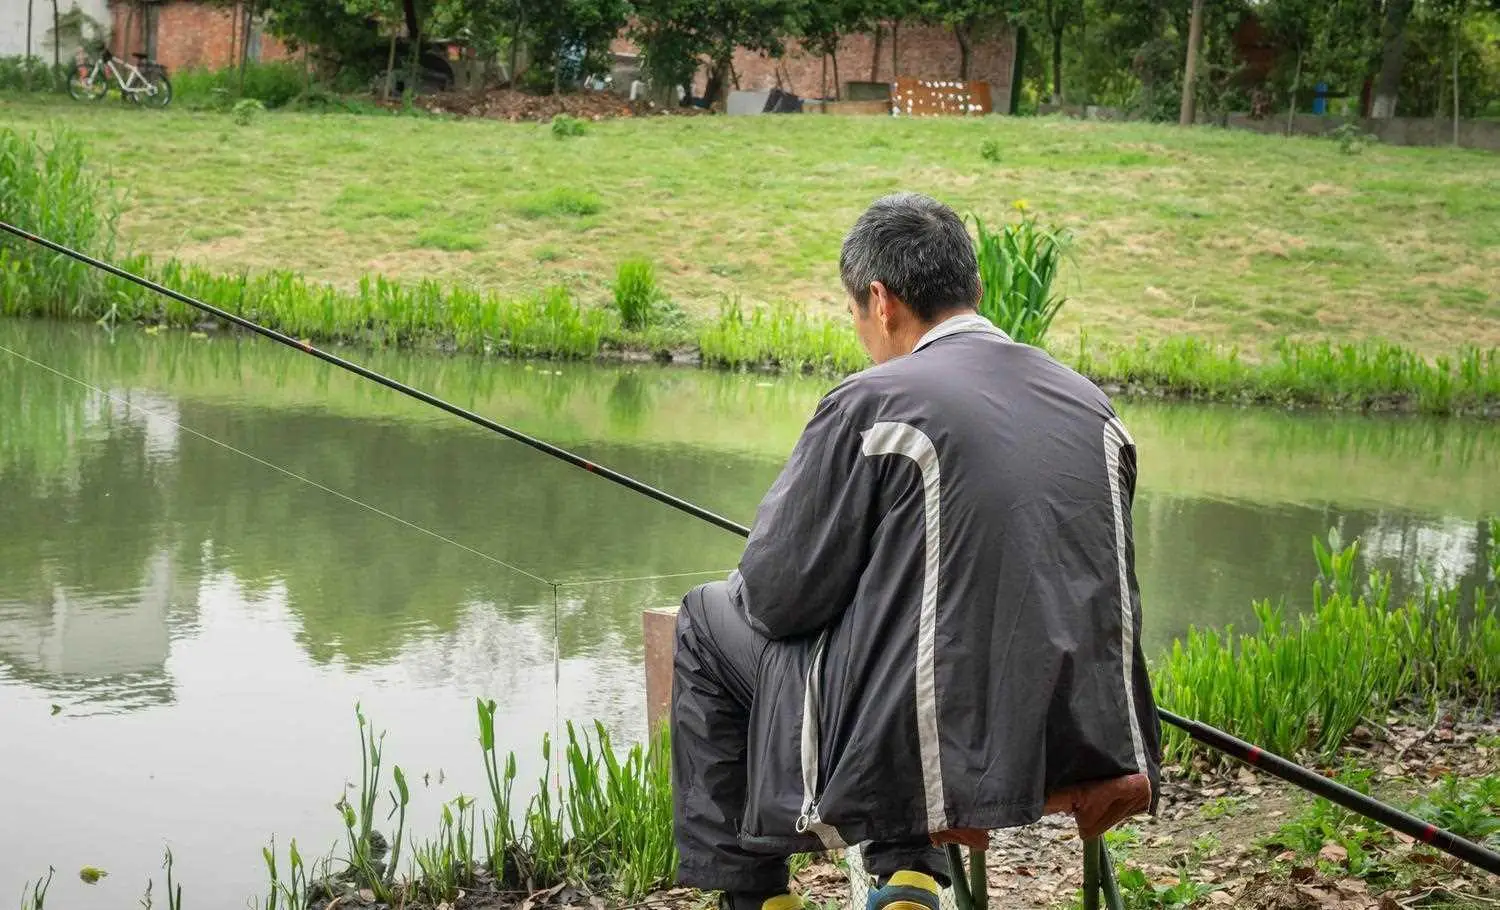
[68,48,172,108]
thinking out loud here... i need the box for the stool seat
[931,772,1152,846]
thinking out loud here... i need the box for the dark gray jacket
[728,313,1161,851]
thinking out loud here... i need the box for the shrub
[613,258,659,330]
[233,98,266,126]
[174,62,305,110]
[551,114,588,138]
[516,188,602,219]
[970,202,1072,346]
[979,138,1001,162]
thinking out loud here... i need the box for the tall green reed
[614,258,659,331]
[698,298,867,374]
[970,204,1072,346]
[477,697,519,881]
[0,126,118,318]
[21,867,54,910]
[1155,527,1500,769]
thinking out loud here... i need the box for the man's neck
[904,308,981,353]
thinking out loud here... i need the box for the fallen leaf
[357,889,375,904]
[79,867,108,884]
[1209,891,1233,905]
[1318,843,1349,865]
[1274,851,1297,864]
[1335,878,1367,894]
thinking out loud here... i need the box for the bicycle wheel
[141,71,172,108]
[67,70,107,101]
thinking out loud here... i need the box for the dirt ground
[407,88,707,122]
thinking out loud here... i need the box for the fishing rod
[5,221,1499,878]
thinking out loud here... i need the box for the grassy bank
[15,528,1499,909]
[2,94,1497,357]
[3,124,1499,414]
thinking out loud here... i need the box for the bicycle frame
[78,54,158,97]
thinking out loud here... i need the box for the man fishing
[670,192,1162,910]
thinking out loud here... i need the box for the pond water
[1,319,1496,908]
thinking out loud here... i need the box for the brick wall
[612,23,1016,107]
[111,0,292,71]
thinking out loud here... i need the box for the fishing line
[7,225,1500,876]
[0,342,554,588]
[553,568,734,588]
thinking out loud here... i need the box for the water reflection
[0,318,1497,907]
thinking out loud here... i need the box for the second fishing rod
[4,220,1497,877]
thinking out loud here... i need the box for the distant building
[0,0,112,60]
[107,0,292,71]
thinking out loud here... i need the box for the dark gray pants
[672,582,949,893]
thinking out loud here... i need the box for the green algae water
[1,319,1496,908]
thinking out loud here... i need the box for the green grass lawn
[3,94,1498,356]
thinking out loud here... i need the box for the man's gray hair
[839,192,982,322]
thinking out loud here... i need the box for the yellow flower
[1012,199,1030,212]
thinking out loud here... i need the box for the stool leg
[1099,838,1125,910]
[1082,838,1101,910]
[945,844,974,910]
[967,847,988,910]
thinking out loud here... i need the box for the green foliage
[0,56,66,92]
[1110,866,1213,910]
[698,299,868,373]
[1408,774,1500,845]
[516,187,603,218]
[1070,335,1500,416]
[630,0,801,102]
[233,98,267,126]
[1264,769,1396,880]
[0,127,119,318]
[613,258,661,330]
[1330,121,1376,155]
[173,63,307,110]
[1155,528,1500,769]
[979,138,1002,161]
[971,204,1073,346]
[551,113,588,137]
[21,868,54,910]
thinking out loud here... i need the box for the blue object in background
[1313,82,1328,115]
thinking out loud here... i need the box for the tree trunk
[508,8,522,87]
[891,21,899,79]
[239,0,255,95]
[955,23,972,80]
[870,24,883,81]
[821,51,827,99]
[832,45,841,99]
[1446,20,1458,143]
[52,0,60,72]
[402,0,421,48]
[1286,47,1303,135]
[1178,0,1205,125]
[1050,25,1063,103]
[229,1,239,76]
[1370,0,1412,119]
[26,0,33,63]
[384,31,397,101]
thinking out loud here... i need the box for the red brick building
[612,23,1017,105]
[110,0,292,71]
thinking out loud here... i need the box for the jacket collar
[913,312,1011,353]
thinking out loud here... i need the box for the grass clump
[0,127,118,319]
[551,114,588,138]
[516,187,602,219]
[21,867,54,910]
[971,203,1072,346]
[979,138,1002,162]
[698,299,867,374]
[1155,522,1500,769]
[173,62,306,110]
[614,258,661,330]
[232,97,266,126]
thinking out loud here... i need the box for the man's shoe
[720,893,804,910]
[866,871,941,910]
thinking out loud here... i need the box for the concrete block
[727,90,771,115]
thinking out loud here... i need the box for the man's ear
[868,281,894,330]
